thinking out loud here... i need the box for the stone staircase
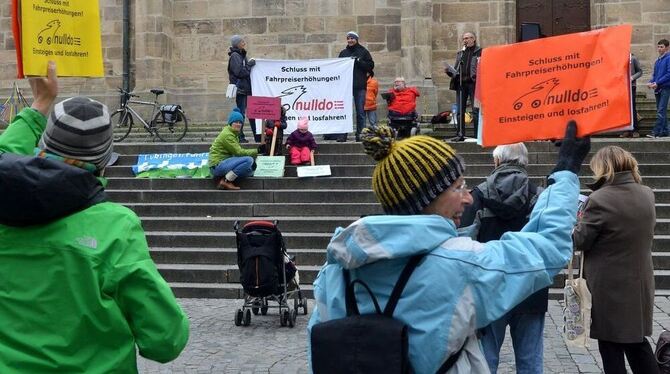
[103,126,670,300]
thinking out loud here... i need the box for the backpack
[310,254,467,374]
[656,330,670,373]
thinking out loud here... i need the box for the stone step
[106,175,670,191]
[102,163,670,178]
[145,231,333,249]
[123,202,384,217]
[142,217,356,233]
[107,189,377,204]
[108,139,670,155]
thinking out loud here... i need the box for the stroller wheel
[301,297,309,315]
[234,309,243,326]
[280,310,289,327]
[252,307,260,315]
[288,309,297,328]
[243,309,251,326]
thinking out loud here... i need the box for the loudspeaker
[520,23,542,42]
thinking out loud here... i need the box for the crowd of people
[0,28,667,374]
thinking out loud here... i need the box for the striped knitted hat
[361,126,465,215]
[38,97,113,171]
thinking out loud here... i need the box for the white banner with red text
[250,58,354,134]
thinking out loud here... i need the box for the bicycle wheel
[111,109,133,142]
[154,109,188,142]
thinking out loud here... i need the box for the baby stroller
[233,220,308,327]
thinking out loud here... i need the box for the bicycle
[111,88,188,142]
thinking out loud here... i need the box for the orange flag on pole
[478,25,632,146]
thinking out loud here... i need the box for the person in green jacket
[0,61,189,373]
[208,107,258,190]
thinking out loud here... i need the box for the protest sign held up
[478,25,632,147]
[247,96,282,121]
[250,58,354,135]
[12,0,104,77]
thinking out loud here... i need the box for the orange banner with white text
[478,25,632,147]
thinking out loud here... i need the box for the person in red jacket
[386,76,420,117]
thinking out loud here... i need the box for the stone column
[401,0,436,115]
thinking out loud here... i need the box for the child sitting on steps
[286,117,317,166]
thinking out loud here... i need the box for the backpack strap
[383,254,426,317]
[435,338,468,374]
[343,253,426,318]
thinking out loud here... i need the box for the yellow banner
[20,0,103,77]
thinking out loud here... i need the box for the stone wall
[0,0,668,123]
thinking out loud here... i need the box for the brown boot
[217,178,240,190]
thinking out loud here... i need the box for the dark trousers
[632,85,639,132]
[598,339,659,374]
[456,81,479,138]
[235,95,259,142]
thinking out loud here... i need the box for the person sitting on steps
[209,108,258,190]
[385,76,420,119]
[286,117,317,166]
[260,106,288,156]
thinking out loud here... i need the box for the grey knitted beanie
[231,35,244,47]
[38,96,113,171]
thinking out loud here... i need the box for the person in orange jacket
[386,76,420,117]
[365,70,379,127]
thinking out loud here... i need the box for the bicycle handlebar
[117,87,139,98]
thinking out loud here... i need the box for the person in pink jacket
[286,118,317,165]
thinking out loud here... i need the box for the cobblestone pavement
[138,297,670,373]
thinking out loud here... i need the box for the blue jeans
[480,312,545,374]
[211,156,254,180]
[653,87,670,136]
[366,110,377,127]
[353,88,366,138]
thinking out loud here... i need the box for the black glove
[247,58,256,67]
[552,120,590,174]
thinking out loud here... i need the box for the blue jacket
[308,171,579,373]
[651,52,670,91]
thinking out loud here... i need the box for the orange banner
[478,25,632,146]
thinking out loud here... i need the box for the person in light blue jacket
[308,122,590,373]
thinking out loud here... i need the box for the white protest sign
[251,58,354,135]
[297,165,331,178]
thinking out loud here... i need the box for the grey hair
[492,142,528,166]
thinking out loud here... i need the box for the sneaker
[631,132,640,138]
[217,179,240,190]
[646,134,657,138]
[239,138,249,144]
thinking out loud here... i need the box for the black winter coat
[338,43,374,92]
[228,47,252,95]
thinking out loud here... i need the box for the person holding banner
[0,62,189,372]
[647,39,670,138]
[445,32,482,140]
[308,121,591,373]
[620,53,642,138]
[228,35,257,143]
[209,108,258,190]
[336,31,375,142]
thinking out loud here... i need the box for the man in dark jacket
[228,34,257,143]
[445,32,482,138]
[459,142,546,374]
[334,31,374,142]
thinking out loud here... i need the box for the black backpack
[656,331,670,373]
[310,254,466,374]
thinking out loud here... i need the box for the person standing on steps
[228,34,256,143]
[647,39,670,138]
[446,32,482,139]
[335,31,374,142]
[209,108,258,190]
[365,70,379,127]
[621,53,642,138]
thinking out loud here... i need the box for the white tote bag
[225,84,237,99]
[563,251,592,348]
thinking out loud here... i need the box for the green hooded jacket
[0,108,189,373]
[208,125,257,168]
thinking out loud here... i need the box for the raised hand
[29,61,58,116]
